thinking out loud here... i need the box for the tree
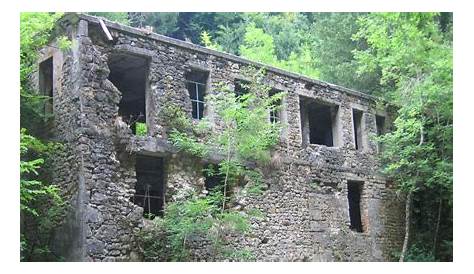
[238,23,319,79]
[248,13,312,61]
[20,12,68,261]
[353,12,453,261]
[169,67,284,210]
[20,13,65,135]
[239,23,279,66]
[139,68,283,261]
[309,12,381,93]
[20,129,66,261]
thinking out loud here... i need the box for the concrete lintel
[299,94,340,107]
[349,102,369,112]
[112,44,155,59]
[186,62,211,72]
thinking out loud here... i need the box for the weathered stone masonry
[38,13,405,261]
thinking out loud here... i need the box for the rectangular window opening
[376,115,386,153]
[234,79,250,99]
[301,98,339,147]
[376,115,385,136]
[269,89,281,123]
[203,164,232,199]
[203,164,224,192]
[133,155,165,219]
[353,109,363,150]
[108,53,149,134]
[186,70,208,120]
[39,57,53,114]
[347,181,364,232]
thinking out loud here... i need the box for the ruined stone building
[36,13,405,261]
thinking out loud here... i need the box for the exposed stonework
[38,13,404,262]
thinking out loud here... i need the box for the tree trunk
[399,101,424,262]
[221,138,232,213]
[400,191,413,262]
[432,198,443,256]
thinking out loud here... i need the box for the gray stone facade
[38,13,405,262]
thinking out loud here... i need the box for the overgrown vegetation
[135,122,148,136]
[20,129,67,261]
[20,13,69,261]
[354,13,453,261]
[138,68,283,261]
[22,12,453,262]
[137,191,253,261]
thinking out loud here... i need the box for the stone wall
[44,13,405,261]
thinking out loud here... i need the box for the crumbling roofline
[59,12,382,102]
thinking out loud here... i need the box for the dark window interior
[376,115,386,153]
[108,53,148,134]
[39,57,53,114]
[308,103,336,146]
[133,155,165,218]
[186,71,207,119]
[203,165,224,192]
[203,164,232,199]
[186,70,208,119]
[353,109,363,150]
[39,57,53,97]
[376,115,385,136]
[347,181,363,232]
[269,89,281,123]
[234,79,250,99]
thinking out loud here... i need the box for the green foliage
[20,13,62,87]
[139,67,283,261]
[20,13,68,261]
[20,11,453,262]
[257,13,312,61]
[57,36,72,50]
[392,242,436,262]
[167,68,284,201]
[138,13,179,34]
[135,122,147,136]
[87,12,130,25]
[243,169,265,196]
[354,12,452,261]
[405,245,436,262]
[201,31,223,51]
[169,129,209,158]
[238,23,319,79]
[161,104,192,132]
[309,12,380,93]
[309,180,321,191]
[137,192,251,261]
[279,45,319,79]
[20,128,66,261]
[208,68,284,164]
[247,208,264,220]
[127,12,245,49]
[239,23,278,65]
[20,12,71,134]
[166,67,284,166]
[356,12,453,195]
[213,24,247,55]
[224,248,255,262]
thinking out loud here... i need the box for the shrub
[135,122,147,136]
